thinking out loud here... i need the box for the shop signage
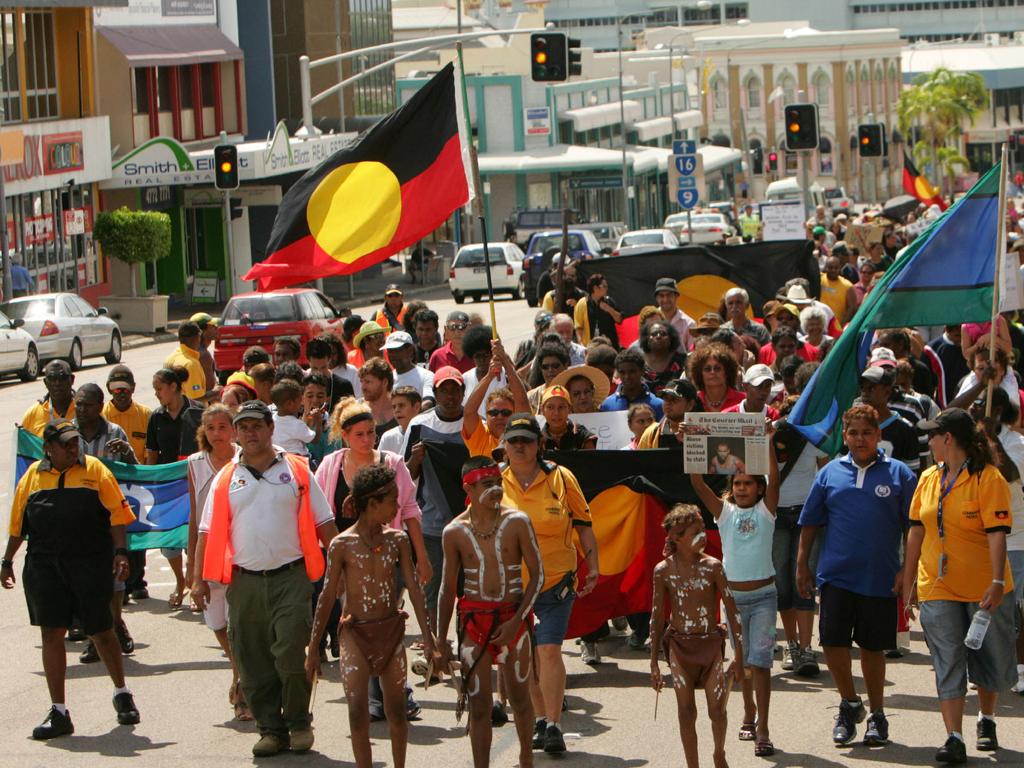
[0,129,24,167]
[6,207,93,246]
[2,117,111,196]
[141,185,177,211]
[43,132,85,175]
[111,136,216,187]
[162,0,215,16]
[524,107,551,137]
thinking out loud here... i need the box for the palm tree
[896,67,988,196]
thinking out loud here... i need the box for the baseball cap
[382,330,414,350]
[654,277,680,295]
[534,310,553,329]
[107,364,136,387]
[189,311,219,328]
[433,366,465,388]
[812,225,827,236]
[502,413,542,442]
[868,346,897,368]
[918,408,976,444]
[860,366,894,386]
[660,378,698,400]
[43,420,80,444]
[384,283,403,297]
[232,400,272,424]
[43,360,72,379]
[775,303,800,319]
[743,364,775,387]
[540,384,571,406]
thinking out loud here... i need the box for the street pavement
[3,287,1024,766]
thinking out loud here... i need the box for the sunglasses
[649,330,669,338]
[108,385,131,394]
[447,323,468,332]
[702,364,724,373]
[487,408,513,418]
[506,436,535,445]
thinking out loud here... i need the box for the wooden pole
[986,144,1008,417]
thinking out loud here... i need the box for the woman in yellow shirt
[904,408,1015,763]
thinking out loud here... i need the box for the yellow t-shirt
[501,462,591,592]
[909,463,1014,602]
[819,273,853,322]
[20,399,76,437]
[103,400,152,463]
[9,454,135,537]
[164,344,207,400]
[573,300,591,346]
[461,420,499,458]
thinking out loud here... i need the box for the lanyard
[936,461,967,540]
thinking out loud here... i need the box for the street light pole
[617,22,631,229]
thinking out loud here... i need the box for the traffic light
[530,33,568,82]
[858,123,885,157]
[783,103,819,151]
[751,145,763,175]
[214,144,239,190]
[767,151,778,172]
[567,37,582,77]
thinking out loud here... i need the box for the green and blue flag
[790,164,1002,455]
[15,427,189,551]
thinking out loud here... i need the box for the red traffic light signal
[214,144,239,190]
[767,151,778,171]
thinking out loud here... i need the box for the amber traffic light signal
[530,33,568,81]
[214,144,239,190]
[783,103,819,151]
[858,123,885,157]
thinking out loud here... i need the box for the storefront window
[0,12,19,121]
[23,10,57,120]
[132,68,150,114]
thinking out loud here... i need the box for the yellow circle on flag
[675,275,743,321]
[307,161,402,263]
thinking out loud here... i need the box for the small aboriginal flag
[902,152,947,211]
[245,63,474,290]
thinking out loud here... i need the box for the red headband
[462,466,502,487]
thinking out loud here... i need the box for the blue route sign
[671,139,698,210]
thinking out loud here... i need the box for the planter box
[100,295,169,333]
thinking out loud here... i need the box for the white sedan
[612,229,679,257]
[0,308,39,382]
[664,212,735,244]
[1,293,122,370]
[449,242,527,304]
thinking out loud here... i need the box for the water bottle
[964,609,991,650]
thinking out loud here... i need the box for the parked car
[214,288,346,374]
[0,308,38,382]
[824,186,855,214]
[449,241,526,304]
[576,221,626,252]
[765,177,828,209]
[1,293,122,370]
[706,201,739,230]
[503,208,579,248]
[522,229,603,307]
[612,229,680,257]
[664,212,735,244]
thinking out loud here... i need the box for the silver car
[1,293,122,370]
[0,308,39,382]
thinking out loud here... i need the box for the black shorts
[23,553,114,636]
[818,582,896,652]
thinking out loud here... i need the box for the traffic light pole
[222,191,235,297]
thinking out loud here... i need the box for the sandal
[754,738,775,757]
[168,589,187,610]
[738,722,756,741]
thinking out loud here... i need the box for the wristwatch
[1,558,13,569]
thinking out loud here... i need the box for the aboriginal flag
[576,240,818,347]
[245,64,473,290]
[902,152,947,211]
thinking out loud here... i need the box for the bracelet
[992,579,1006,585]
[114,548,129,557]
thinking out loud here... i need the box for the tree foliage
[93,207,172,266]
[896,67,988,151]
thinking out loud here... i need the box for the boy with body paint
[306,465,436,768]
[437,456,544,768]
[650,504,744,768]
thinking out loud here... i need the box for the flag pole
[454,43,497,339]
[985,144,1009,418]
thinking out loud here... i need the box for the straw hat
[551,364,611,405]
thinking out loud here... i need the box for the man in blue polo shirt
[797,404,917,749]
[599,348,663,419]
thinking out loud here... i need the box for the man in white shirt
[654,278,693,352]
[193,401,338,757]
[384,331,435,408]
[552,313,587,366]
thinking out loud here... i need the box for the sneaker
[627,632,645,650]
[532,719,547,749]
[611,616,629,631]
[252,733,289,757]
[129,587,149,600]
[936,734,967,764]
[32,707,74,740]
[832,699,865,746]
[543,722,567,754]
[581,641,601,666]
[116,621,135,655]
[79,641,100,664]
[289,727,314,752]
[113,692,140,725]
[1012,675,1024,695]
[491,700,509,727]
[796,647,820,677]
[782,642,800,671]
[976,718,998,751]
[863,711,889,746]
[884,648,904,659]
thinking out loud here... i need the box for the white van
[765,178,827,209]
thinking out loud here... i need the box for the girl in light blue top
[691,423,780,758]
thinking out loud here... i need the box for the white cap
[869,346,897,368]
[742,364,775,387]
[382,331,414,350]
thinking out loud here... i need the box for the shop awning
[562,101,642,132]
[631,116,673,142]
[479,143,669,176]
[98,24,243,67]
[699,145,742,174]
[673,110,703,131]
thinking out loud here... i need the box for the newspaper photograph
[683,412,770,475]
